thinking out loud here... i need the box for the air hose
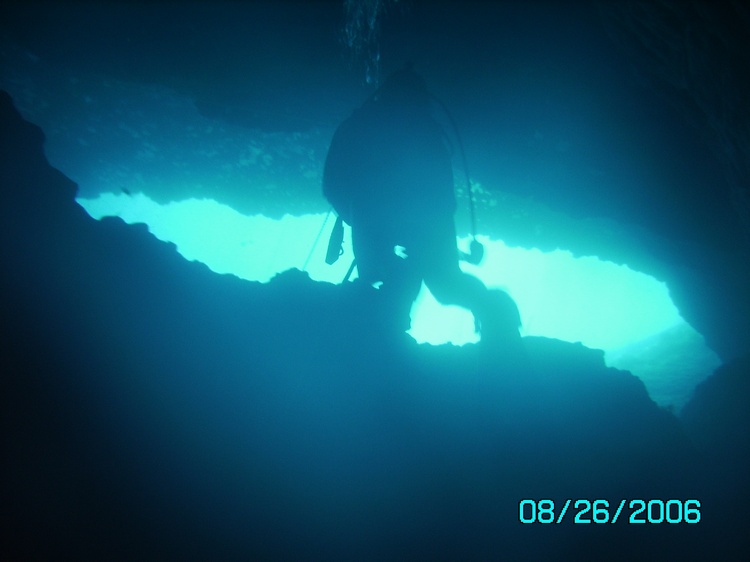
[431,95,485,266]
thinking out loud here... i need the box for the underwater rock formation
[598,0,750,247]
[681,356,750,503]
[3,91,749,559]
[596,0,750,363]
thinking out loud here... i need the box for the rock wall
[598,0,750,247]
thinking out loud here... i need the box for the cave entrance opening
[77,191,720,411]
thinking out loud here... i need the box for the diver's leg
[379,254,423,332]
[415,217,521,343]
[413,216,485,312]
[351,220,388,285]
[351,218,421,333]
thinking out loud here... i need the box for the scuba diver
[323,64,520,344]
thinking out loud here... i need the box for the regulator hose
[431,95,484,266]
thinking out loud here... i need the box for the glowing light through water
[78,192,720,409]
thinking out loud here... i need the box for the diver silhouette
[323,65,520,343]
